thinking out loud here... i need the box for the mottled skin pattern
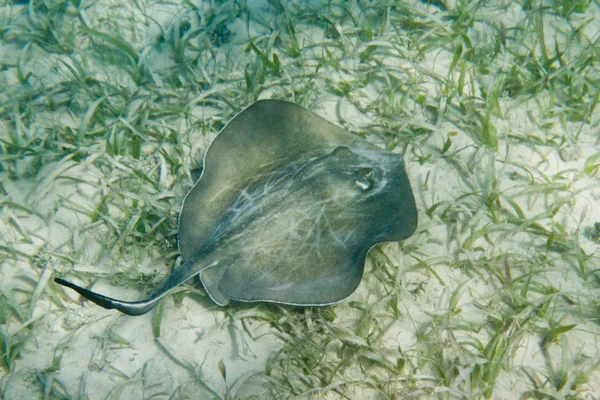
[54,100,418,316]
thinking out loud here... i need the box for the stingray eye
[355,168,374,191]
[333,146,352,158]
[360,168,373,179]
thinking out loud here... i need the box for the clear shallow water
[0,1,599,398]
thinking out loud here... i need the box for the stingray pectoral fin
[54,278,159,316]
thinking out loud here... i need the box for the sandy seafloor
[1,0,600,399]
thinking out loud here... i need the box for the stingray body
[55,100,418,315]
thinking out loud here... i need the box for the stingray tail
[54,278,160,316]
[54,254,213,316]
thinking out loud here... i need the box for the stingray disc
[54,99,418,315]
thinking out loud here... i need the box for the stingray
[54,99,418,316]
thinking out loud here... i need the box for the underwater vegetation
[0,0,599,398]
